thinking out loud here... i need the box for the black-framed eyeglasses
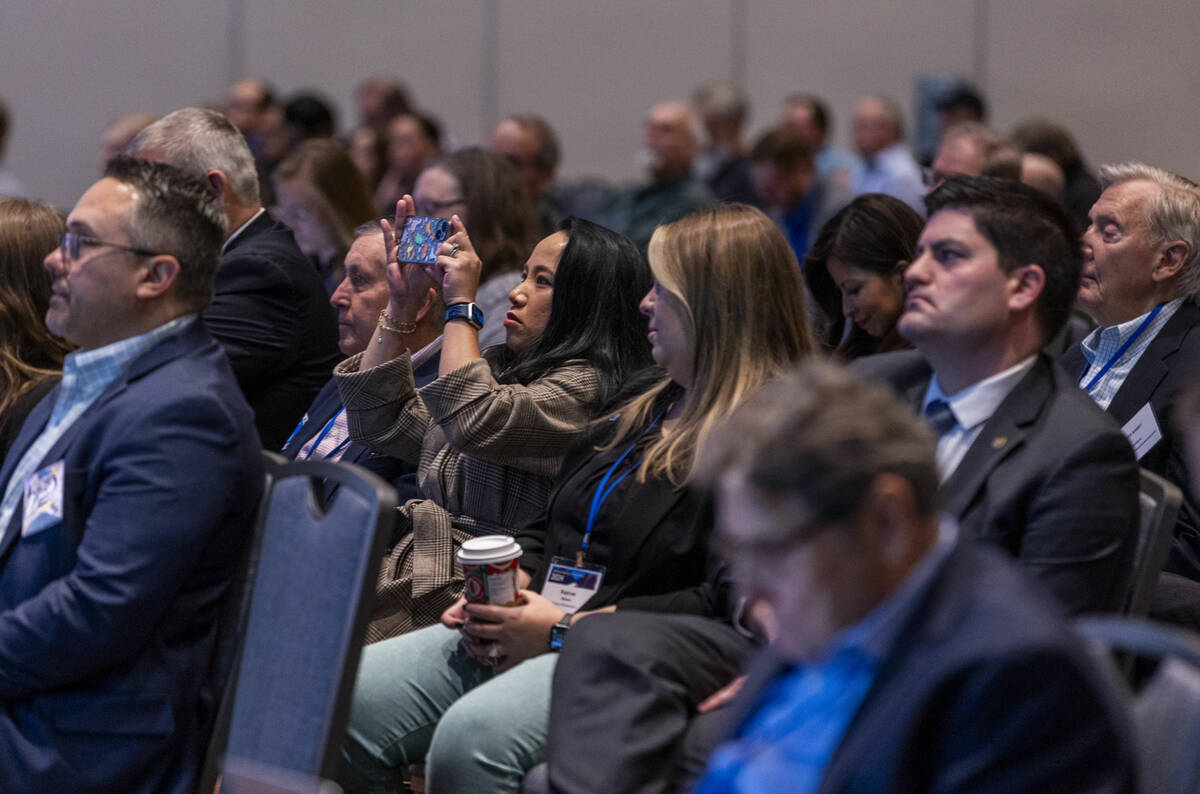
[59,231,159,263]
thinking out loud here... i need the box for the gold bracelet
[377,309,416,343]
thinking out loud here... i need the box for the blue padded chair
[218,459,395,782]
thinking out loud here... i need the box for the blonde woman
[0,198,71,456]
[339,204,814,793]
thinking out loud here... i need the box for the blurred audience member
[357,76,413,135]
[284,91,338,145]
[750,126,852,262]
[689,362,1136,794]
[1012,117,1102,231]
[926,122,1020,190]
[804,194,922,359]
[99,112,157,172]
[376,111,442,217]
[851,96,924,214]
[600,101,715,251]
[0,198,70,457]
[1060,163,1200,584]
[283,222,441,506]
[273,138,377,292]
[489,114,563,236]
[0,156,263,793]
[224,78,276,144]
[782,93,860,192]
[0,97,26,198]
[935,83,987,131]
[692,80,756,205]
[411,147,539,347]
[127,107,341,449]
[349,125,388,193]
[1021,152,1067,201]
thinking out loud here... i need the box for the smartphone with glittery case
[397,216,451,264]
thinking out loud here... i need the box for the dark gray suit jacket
[1059,299,1200,580]
[854,351,1140,615]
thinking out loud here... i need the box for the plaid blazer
[335,349,600,640]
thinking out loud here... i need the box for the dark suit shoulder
[849,350,931,393]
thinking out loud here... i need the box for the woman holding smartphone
[338,204,816,793]
[335,198,652,642]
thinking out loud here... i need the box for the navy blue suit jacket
[720,543,1137,793]
[281,350,439,506]
[0,320,263,794]
[854,351,1139,615]
[1060,299,1200,580]
[208,212,342,450]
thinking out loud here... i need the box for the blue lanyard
[1081,303,1163,392]
[302,410,351,461]
[580,410,665,560]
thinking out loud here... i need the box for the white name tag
[23,461,64,537]
[542,556,605,615]
[1121,402,1163,461]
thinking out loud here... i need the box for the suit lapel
[938,357,1051,521]
[1106,301,1198,424]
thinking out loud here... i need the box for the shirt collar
[1081,297,1184,364]
[221,207,266,253]
[923,355,1038,432]
[63,314,196,377]
[823,518,958,664]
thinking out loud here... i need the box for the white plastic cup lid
[458,535,523,565]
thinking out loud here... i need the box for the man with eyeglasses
[126,107,341,450]
[0,156,263,793]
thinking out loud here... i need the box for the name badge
[542,556,605,614]
[23,461,64,537]
[1121,402,1162,461]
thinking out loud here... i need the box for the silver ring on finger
[449,242,459,256]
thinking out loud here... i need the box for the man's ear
[1007,263,1046,313]
[205,169,229,198]
[860,473,921,568]
[1153,240,1190,283]
[413,286,438,324]
[135,255,181,300]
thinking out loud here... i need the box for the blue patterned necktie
[924,398,957,437]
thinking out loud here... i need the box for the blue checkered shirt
[0,316,196,539]
[1078,299,1183,410]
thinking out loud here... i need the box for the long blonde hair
[605,204,815,485]
[0,198,71,418]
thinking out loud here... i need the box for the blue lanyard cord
[302,409,350,461]
[1082,303,1164,392]
[581,409,666,555]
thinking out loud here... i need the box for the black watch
[549,613,573,652]
[445,302,485,331]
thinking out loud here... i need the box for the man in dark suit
[1057,162,1200,582]
[0,157,263,793]
[855,175,1139,615]
[127,107,341,449]
[688,363,1136,793]
[283,222,443,505]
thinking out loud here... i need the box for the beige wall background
[4,0,1198,209]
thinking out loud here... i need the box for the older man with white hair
[127,107,340,449]
[1059,162,1200,584]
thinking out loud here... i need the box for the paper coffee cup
[458,535,523,606]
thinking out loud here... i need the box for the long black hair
[494,217,654,408]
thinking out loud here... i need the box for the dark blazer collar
[937,354,1053,520]
[1106,298,1200,423]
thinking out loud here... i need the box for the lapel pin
[992,436,1008,449]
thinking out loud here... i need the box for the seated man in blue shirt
[0,157,263,793]
[691,362,1135,794]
